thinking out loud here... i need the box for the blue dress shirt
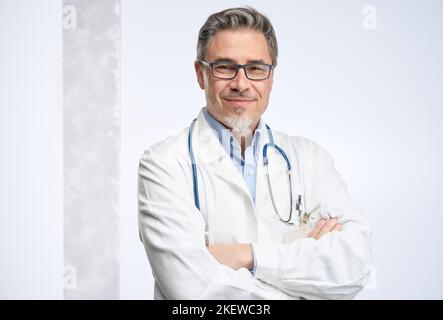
[202,107,264,203]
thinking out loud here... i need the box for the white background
[1,0,442,299]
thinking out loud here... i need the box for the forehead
[205,28,272,64]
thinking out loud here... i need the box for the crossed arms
[138,141,372,299]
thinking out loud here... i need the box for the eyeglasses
[199,60,274,80]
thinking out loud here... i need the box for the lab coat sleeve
[252,140,372,300]
[138,143,295,300]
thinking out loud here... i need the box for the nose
[229,66,250,92]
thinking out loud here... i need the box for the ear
[194,61,205,90]
[268,68,275,89]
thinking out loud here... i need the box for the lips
[224,98,255,107]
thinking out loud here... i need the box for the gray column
[63,0,120,299]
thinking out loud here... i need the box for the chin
[223,116,253,133]
[226,104,258,117]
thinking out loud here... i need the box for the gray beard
[223,116,253,136]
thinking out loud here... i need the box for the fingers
[332,224,342,232]
[316,218,339,240]
[308,219,327,239]
[309,218,342,240]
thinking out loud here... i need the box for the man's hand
[308,218,342,240]
[207,244,253,271]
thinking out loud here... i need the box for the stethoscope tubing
[188,118,305,225]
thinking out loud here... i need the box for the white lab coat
[138,110,372,300]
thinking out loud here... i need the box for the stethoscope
[188,118,310,226]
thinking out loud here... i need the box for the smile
[224,98,255,107]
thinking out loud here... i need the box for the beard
[223,115,253,137]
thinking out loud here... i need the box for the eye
[215,64,235,71]
[247,64,268,74]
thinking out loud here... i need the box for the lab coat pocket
[281,212,318,244]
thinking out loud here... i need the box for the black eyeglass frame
[198,59,274,81]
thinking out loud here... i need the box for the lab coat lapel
[193,111,252,203]
[256,127,271,214]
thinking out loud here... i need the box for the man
[138,6,372,299]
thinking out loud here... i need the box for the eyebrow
[212,57,269,64]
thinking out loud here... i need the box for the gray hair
[197,6,278,66]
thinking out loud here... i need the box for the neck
[230,121,258,159]
[230,126,252,149]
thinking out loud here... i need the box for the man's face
[195,28,274,131]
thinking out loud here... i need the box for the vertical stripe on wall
[63,0,120,299]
